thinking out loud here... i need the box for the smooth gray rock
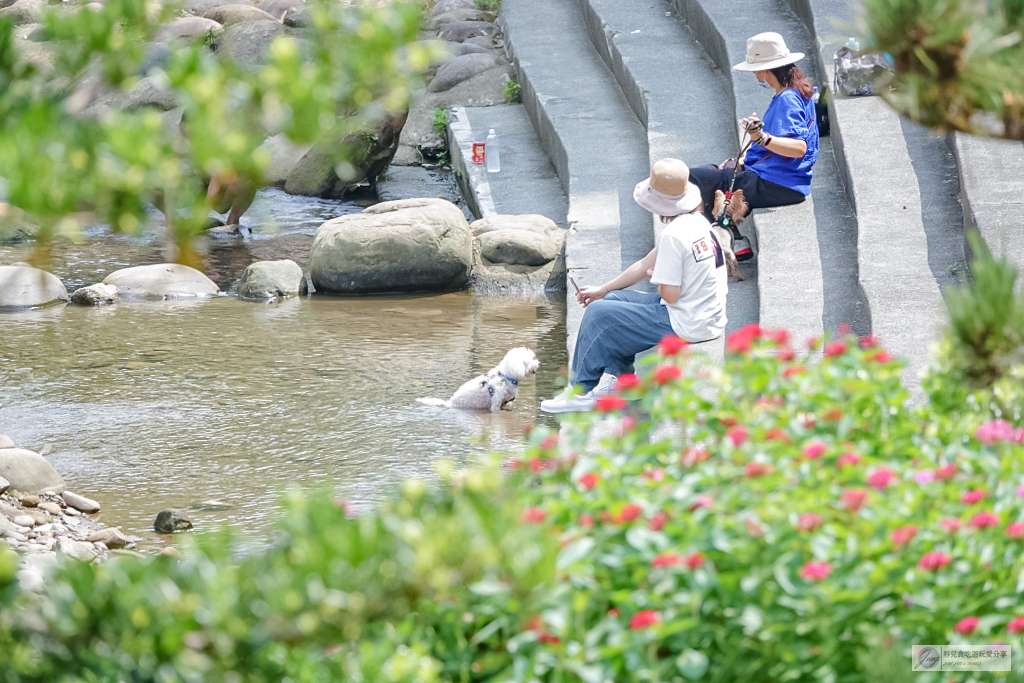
[57,536,99,562]
[0,265,68,308]
[183,0,233,15]
[438,20,497,42]
[203,4,278,26]
[62,490,100,514]
[478,229,560,266]
[310,198,472,294]
[376,166,463,206]
[429,0,477,17]
[154,509,193,533]
[0,435,14,449]
[464,34,502,49]
[102,263,218,300]
[281,5,309,26]
[442,40,491,57]
[13,515,34,528]
[155,16,224,43]
[470,214,559,236]
[428,52,500,93]
[426,8,493,30]
[86,527,129,547]
[0,0,44,26]
[70,283,119,306]
[213,19,292,70]
[0,477,8,495]
[237,259,303,299]
[0,449,65,494]
[38,502,61,516]
[256,0,302,20]
[259,134,311,184]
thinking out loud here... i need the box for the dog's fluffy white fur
[419,347,539,412]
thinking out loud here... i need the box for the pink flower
[580,514,595,527]
[1006,522,1024,539]
[867,467,896,490]
[652,552,683,568]
[745,517,765,537]
[918,551,952,571]
[969,512,1000,529]
[837,452,861,468]
[961,489,988,505]
[802,440,827,460]
[642,468,665,482]
[658,335,689,356]
[746,462,774,478]
[823,341,847,357]
[867,350,895,364]
[765,427,791,442]
[913,470,936,484]
[892,525,918,546]
[652,364,682,385]
[522,507,546,524]
[860,334,881,349]
[800,561,833,582]
[783,365,806,378]
[777,347,796,362]
[689,495,713,512]
[1017,483,1024,498]
[726,324,762,354]
[683,552,706,569]
[629,610,661,630]
[954,617,979,635]
[681,448,709,466]
[727,426,748,447]
[595,395,628,412]
[614,504,643,524]
[579,473,600,491]
[614,373,640,391]
[1007,617,1024,634]
[647,511,668,531]
[797,512,822,532]
[766,328,791,345]
[935,464,957,481]
[940,518,963,533]
[836,323,853,337]
[975,419,1021,445]
[841,489,867,512]
[540,435,559,450]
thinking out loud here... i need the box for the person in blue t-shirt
[689,32,819,226]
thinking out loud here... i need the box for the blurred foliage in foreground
[0,254,1022,682]
[0,0,432,258]
[863,0,1024,139]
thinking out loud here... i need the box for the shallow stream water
[0,187,567,548]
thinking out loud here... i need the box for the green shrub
[503,79,521,104]
[432,107,449,134]
[474,0,501,12]
[2,327,1023,682]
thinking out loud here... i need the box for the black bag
[814,85,830,137]
[833,46,894,97]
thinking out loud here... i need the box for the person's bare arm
[576,247,658,306]
[658,284,681,304]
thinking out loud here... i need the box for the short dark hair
[769,64,814,100]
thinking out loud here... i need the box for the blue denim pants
[570,290,676,392]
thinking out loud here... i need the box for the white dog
[419,347,539,412]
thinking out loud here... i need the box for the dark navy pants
[688,165,806,224]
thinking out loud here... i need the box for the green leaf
[557,537,595,570]
[676,648,709,680]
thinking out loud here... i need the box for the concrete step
[499,0,652,353]
[950,133,1024,272]
[447,104,569,227]
[571,0,756,356]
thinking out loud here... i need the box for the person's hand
[742,113,763,140]
[577,284,607,307]
[646,267,654,278]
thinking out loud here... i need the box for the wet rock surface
[0,265,68,308]
[154,509,193,534]
[237,259,304,299]
[0,449,66,494]
[102,263,219,300]
[70,283,119,306]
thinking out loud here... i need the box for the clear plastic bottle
[845,36,860,52]
[485,129,500,173]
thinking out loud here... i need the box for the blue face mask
[758,79,773,90]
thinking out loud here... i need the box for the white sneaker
[540,388,597,413]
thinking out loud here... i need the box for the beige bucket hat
[733,32,804,71]
[633,158,702,216]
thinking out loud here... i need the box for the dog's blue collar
[496,371,518,386]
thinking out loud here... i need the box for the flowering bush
[1,325,1023,682]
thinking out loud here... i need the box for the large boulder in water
[0,265,68,308]
[309,198,472,294]
[0,449,65,494]
[213,20,298,71]
[154,16,224,44]
[237,259,304,299]
[102,264,218,300]
[203,4,278,26]
[428,52,500,93]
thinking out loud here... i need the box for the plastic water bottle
[485,129,500,173]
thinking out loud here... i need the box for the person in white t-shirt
[541,158,728,413]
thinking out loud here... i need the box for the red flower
[891,525,918,546]
[1007,617,1024,634]
[658,335,689,356]
[935,464,957,481]
[647,511,668,531]
[802,440,828,460]
[607,607,620,618]
[867,467,896,490]
[1006,522,1024,539]
[975,419,1019,445]
[720,415,738,427]
[614,504,643,524]
[509,458,522,469]
[954,617,979,635]
[652,364,682,385]
[841,488,867,512]
[682,448,709,466]
[823,341,847,357]
[528,458,544,473]
[806,336,820,349]
[745,462,774,478]
[797,512,822,532]
[596,395,628,412]
[765,427,791,442]
[684,552,706,569]
[579,472,600,491]
[800,561,832,582]
[540,435,559,450]
[745,517,765,537]
[766,328,790,345]
[522,507,546,523]
[689,495,713,512]
[777,347,796,362]
[837,452,861,468]
[783,365,807,378]
[727,425,748,447]
[537,634,561,645]
[867,349,894,364]
[642,468,665,482]
[940,518,963,533]
[652,552,683,568]
[614,373,640,391]
[836,323,853,337]
[918,551,952,571]
[726,324,762,354]
[628,610,661,630]
[860,334,881,349]
[961,489,988,505]
[969,512,1000,529]
[580,514,595,527]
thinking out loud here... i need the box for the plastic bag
[833,47,894,97]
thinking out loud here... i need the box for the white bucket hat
[633,158,702,216]
[732,32,804,71]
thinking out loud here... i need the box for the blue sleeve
[771,90,812,141]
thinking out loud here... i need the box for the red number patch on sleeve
[691,237,713,263]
